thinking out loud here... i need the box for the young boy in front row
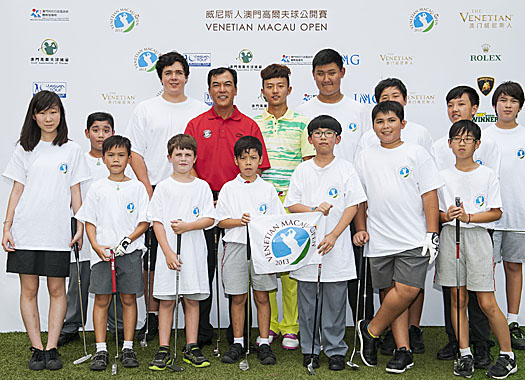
[284,115,367,371]
[354,101,442,374]
[75,136,149,371]
[435,119,517,379]
[216,136,285,365]
[147,134,215,369]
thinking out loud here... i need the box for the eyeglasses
[311,130,336,138]
[451,136,477,144]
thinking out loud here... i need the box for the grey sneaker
[121,348,139,368]
[454,354,474,378]
[90,350,109,371]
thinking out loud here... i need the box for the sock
[234,337,244,348]
[259,338,270,346]
[367,324,379,339]
[501,351,515,360]
[507,313,519,325]
[459,347,472,357]
[96,342,107,352]
[122,340,133,350]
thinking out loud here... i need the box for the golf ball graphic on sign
[271,227,310,265]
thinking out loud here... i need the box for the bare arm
[287,203,332,216]
[353,201,369,246]
[441,202,502,224]
[422,189,439,233]
[218,213,250,229]
[128,221,150,242]
[130,152,153,199]
[70,183,83,248]
[1,181,24,252]
[86,221,110,261]
[318,205,358,255]
[170,217,215,234]
[153,221,181,271]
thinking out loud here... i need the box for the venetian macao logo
[271,227,312,265]
[349,123,357,132]
[410,8,439,33]
[475,195,485,208]
[110,9,139,33]
[58,162,68,174]
[328,187,339,199]
[258,203,268,215]
[192,206,200,218]
[517,148,525,160]
[134,48,160,72]
[40,39,58,55]
[475,159,484,165]
[399,166,410,178]
[126,202,135,213]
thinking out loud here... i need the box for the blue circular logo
[475,195,485,208]
[271,227,310,259]
[138,51,158,71]
[58,162,68,174]
[413,11,435,32]
[475,159,484,165]
[114,12,136,32]
[399,167,410,178]
[348,123,357,132]
[517,148,525,160]
[328,187,339,199]
[192,206,200,218]
[126,202,135,213]
[258,203,268,214]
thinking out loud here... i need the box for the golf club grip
[177,233,181,259]
[110,251,117,293]
[246,226,251,261]
[455,197,461,243]
[71,217,80,261]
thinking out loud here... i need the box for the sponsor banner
[110,8,140,33]
[134,48,161,72]
[470,44,502,62]
[33,82,67,98]
[477,76,495,96]
[30,8,69,22]
[184,53,212,67]
[409,8,439,33]
[459,10,512,29]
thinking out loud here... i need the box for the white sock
[259,338,270,346]
[151,311,158,316]
[459,347,472,357]
[234,337,244,348]
[122,340,133,350]
[96,342,107,352]
[507,313,519,325]
[500,351,515,360]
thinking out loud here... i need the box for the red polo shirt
[185,106,271,191]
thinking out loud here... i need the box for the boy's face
[262,77,291,108]
[168,147,196,175]
[307,128,341,154]
[494,93,522,122]
[209,71,237,108]
[313,63,345,98]
[161,61,188,98]
[373,111,406,148]
[448,130,480,159]
[379,86,407,106]
[85,120,114,152]
[234,148,262,178]
[102,146,130,175]
[447,93,478,123]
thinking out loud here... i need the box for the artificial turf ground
[0,327,522,380]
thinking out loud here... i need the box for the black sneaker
[257,344,276,365]
[136,313,158,342]
[386,347,414,374]
[380,330,396,356]
[121,348,139,368]
[90,350,109,371]
[328,355,345,371]
[473,342,492,369]
[44,348,62,370]
[409,325,425,354]
[149,346,171,371]
[437,341,458,360]
[357,319,379,367]
[486,354,517,379]
[302,354,320,369]
[57,331,79,346]
[454,354,474,378]
[28,347,45,371]
[509,322,525,350]
[221,343,245,364]
[183,344,211,368]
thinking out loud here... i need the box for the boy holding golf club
[435,119,517,379]
[147,134,215,370]
[284,115,367,372]
[75,136,149,371]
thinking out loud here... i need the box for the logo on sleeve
[517,148,525,160]
[399,166,410,178]
[474,195,485,208]
[126,202,135,213]
[203,129,212,138]
[192,206,200,218]
[475,159,484,165]
[258,203,268,214]
[328,187,339,199]
[58,162,68,174]
[348,123,358,132]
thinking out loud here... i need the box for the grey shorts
[493,231,525,263]
[221,242,277,295]
[90,249,144,295]
[156,293,208,301]
[369,247,428,290]
[436,225,495,292]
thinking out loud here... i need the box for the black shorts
[7,249,70,277]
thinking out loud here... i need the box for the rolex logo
[481,43,490,52]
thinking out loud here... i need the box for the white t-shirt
[3,141,91,251]
[284,158,367,282]
[438,165,502,230]
[431,131,501,172]
[355,143,443,257]
[147,177,215,296]
[126,96,207,186]
[358,121,433,153]
[75,178,149,267]
[296,95,371,164]
[217,175,285,244]
[483,124,525,230]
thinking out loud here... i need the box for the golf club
[454,196,461,372]
[140,228,152,348]
[110,249,119,375]
[213,229,221,358]
[347,244,365,370]
[167,231,184,372]
[71,218,92,365]
[307,263,322,376]
[239,227,251,371]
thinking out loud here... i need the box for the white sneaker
[282,333,299,350]
[255,330,278,346]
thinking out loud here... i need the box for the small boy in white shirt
[75,136,149,371]
[284,115,367,371]
[147,134,215,369]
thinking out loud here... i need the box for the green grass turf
[0,327,521,379]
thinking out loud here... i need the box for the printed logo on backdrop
[205,9,328,33]
[460,10,512,29]
[303,94,316,102]
[252,92,267,112]
[204,92,213,106]
[30,8,69,22]
[134,48,160,72]
[232,49,262,71]
[31,39,69,65]
[353,93,377,105]
[470,44,502,62]
[473,111,497,124]
[379,53,414,66]
[184,53,212,67]
[101,92,136,105]
[281,53,359,66]
[407,93,435,105]
[477,77,495,96]
[409,8,439,32]
[33,82,67,98]
[110,9,140,33]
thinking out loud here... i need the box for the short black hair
[234,136,262,158]
[372,101,405,123]
[307,115,342,136]
[260,64,291,87]
[156,51,190,80]
[87,112,114,131]
[312,48,343,71]
[102,135,131,156]
[446,86,480,107]
[374,78,408,102]
[208,67,237,88]
[167,134,197,156]
[492,81,524,113]
[448,120,481,141]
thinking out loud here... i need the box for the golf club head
[307,361,315,375]
[346,360,360,370]
[140,339,148,348]
[239,358,249,371]
[167,363,184,372]
[111,362,117,375]
[213,346,220,358]
[73,353,92,365]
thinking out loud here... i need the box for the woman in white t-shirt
[1,91,90,371]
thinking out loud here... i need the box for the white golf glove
[113,237,131,257]
[421,232,439,264]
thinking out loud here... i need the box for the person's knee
[253,291,269,306]
[120,294,137,308]
[504,261,522,274]
[47,281,66,298]
[232,294,247,306]
[395,282,421,300]
[477,295,498,316]
[94,295,111,309]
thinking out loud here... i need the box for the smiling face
[168,147,196,175]
[161,61,188,98]
[103,145,130,176]
[373,111,406,148]
[313,62,345,98]
[447,93,478,123]
[209,71,237,108]
[262,77,291,108]
[33,104,60,140]
[85,120,114,153]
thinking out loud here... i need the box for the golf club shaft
[455,197,461,356]
[110,250,119,359]
[310,264,322,359]
[246,227,251,354]
[174,232,182,358]
[143,228,152,344]
[214,229,221,351]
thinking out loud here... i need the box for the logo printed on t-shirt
[58,162,68,174]
[348,123,358,132]
[475,159,484,165]
[258,203,268,214]
[328,187,339,199]
[475,194,485,208]
[203,129,212,138]
[126,202,135,213]
[399,166,410,178]
[192,205,200,218]
[517,148,525,160]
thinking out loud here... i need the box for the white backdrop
[1,1,524,331]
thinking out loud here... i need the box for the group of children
[2,49,524,380]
